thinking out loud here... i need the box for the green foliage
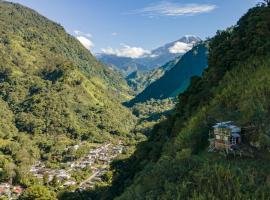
[0,0,135,140]
[132,98,175,135]
[19,185,57,200]
[0,0,136,189]
[50,175,61,188]
[126,58,179,94]
[101,170,113,183]
[132,98,175,120]
[101,5,270,200]
[71,167,92,182]
[128,44,208,106]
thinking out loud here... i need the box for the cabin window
[230,137,236,145]
[216,135,220,140]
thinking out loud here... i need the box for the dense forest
[0,1,137,196]
[126,57,180,94]
[128,44,208,106]
[83,3,270,200]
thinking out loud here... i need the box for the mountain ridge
[125,57,180,93]
[0,1,136,189]
[97,36,201,75]
[127,43,208,105]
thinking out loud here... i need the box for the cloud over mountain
[97,35,201,75]
[169,41,193,54]
[76,36,94,50]
[74,30,94,50]
[101,44,151,59]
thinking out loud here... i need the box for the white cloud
[101,47,116,55]
[112,32,118,36]
[74,30,92,38]
[130,2,217,17]
[76,36,94,50]
[101,44,151,59]
[85,33,92,38]
[149,54,158,58]
[74,30,94,50]
[74,30,81,35]
[169,42,193,54]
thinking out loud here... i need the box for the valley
[30,142,124,190]
[0,1,270,200]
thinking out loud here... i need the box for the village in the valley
[0,142,124,199]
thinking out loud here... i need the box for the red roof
[13,186,23,194]
[0,187,6,193]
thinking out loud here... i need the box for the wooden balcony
[214,140,231,149]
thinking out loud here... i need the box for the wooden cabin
[209,121,241,151]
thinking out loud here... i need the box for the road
[79,165,107,187]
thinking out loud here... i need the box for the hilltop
[0,1,136,189]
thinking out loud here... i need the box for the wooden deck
[214,141,231,150]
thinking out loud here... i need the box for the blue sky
[9,0,258,54]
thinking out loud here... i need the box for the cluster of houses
[0,142,123,199]
[0,183,23,199]
[30,162,71,182]
[29,143,123,189]
[77,144,123,189]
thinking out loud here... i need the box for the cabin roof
[232,133,240,138]
[213,121,241,133]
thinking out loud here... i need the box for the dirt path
[79,171,99,187]
[79,165,107,187]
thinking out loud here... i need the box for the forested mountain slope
[99,4,270,200]
[0,1,132,97]
[126,57,180,94]
[0,1,136,185]
[128,44,208,106]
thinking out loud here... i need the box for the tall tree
[263,0,270,6]
[20,185,57,200]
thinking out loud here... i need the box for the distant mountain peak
[97,35,202,75]
[149,35,201,59]
[180,35,202,43]
[167,36,201,54]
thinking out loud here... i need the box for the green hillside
[128,44,208,106]
[0,1,136,186]
[126,58,180,94]
[97,4,270,200]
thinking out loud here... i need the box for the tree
[0,66,11,82]
[43,173,50,186]
[50,175,60,188]
[2,162,16,184]
[19,185,57,200]
[262,0,270,6]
